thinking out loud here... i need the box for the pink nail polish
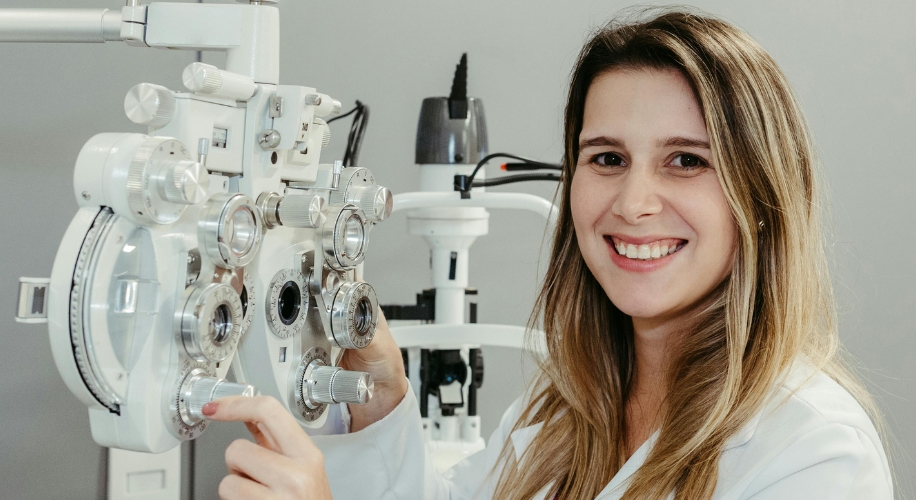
[202,402,218,416]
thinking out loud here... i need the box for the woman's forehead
[580,68,708,147]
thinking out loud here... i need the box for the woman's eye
[670,153,707,170]
[593,152,626,167]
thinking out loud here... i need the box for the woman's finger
[204,395,317,460]
[218,473,281,500]
[224,438,315,491]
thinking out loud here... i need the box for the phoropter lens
[354,296,372,335]
[228,207,256,257]
[343,214,364,258]
[278,281,302,326]
[211,304,233,344]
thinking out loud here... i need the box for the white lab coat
[313,363,892,499]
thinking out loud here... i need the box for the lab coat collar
[508,411,761,461]
[509,421,544,461]
[506,408,764,500]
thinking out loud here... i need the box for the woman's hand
[203,396,333,500]
[341,312,409,432]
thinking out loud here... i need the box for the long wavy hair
[493,8,883,500]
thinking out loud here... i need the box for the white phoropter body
[8,2,390,498]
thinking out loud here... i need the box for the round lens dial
[200,193,263,269]
[330,281,379,349]
[179,282,244,363]
[266,268,310,339]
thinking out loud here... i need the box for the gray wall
[1,1,913,498]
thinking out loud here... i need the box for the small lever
[198,138,209,168]
[16,277,51,324]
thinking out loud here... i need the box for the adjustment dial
[306,365,374,405]
[355,185,393,222]
[178,282,244,363]
[124,83,175,128]
[177,369,258,426]
[127,137,210,225]
[266,268,309,339]
[277,194,327,228]
[330,281,379,349]
[159,159,209,205]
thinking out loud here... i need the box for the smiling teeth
[615,241,681,261]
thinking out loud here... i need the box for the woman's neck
[624,317,685,457]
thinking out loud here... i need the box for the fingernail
[202,402,218,416]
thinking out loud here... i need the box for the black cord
[471,173,560,188]
[501,162,562,172]
[347,102,369,166]
[455,152,560,193]
[329,101,370,167]
[326,105,359,124]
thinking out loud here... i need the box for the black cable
[330,101,370,167]
[326,105,359,124]
[501,162,562,172]
[471,173,560,188]
[455,152,560,193]
[345,102,369,166]
[465,153,557,186]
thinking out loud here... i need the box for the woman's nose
[610,166,662,224]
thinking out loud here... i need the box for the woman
[203,8,893,499]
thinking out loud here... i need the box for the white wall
[0,1,912,498]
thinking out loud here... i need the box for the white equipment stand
[389,185,556,472]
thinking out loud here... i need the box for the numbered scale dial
[178,282,244,363]
[266,268,310,338]
[169,360,214,440]
[293,347,331,422]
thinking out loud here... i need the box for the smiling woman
[492,8,893,499]
[205,7,893,500]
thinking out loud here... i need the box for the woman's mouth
[605,236,687,261]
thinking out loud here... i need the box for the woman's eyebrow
[579,136,624,149]
[658,136,710,149]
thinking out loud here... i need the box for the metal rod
[0,9,122,43]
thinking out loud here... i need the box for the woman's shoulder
[765,363,883,447]
[719,363,893,498]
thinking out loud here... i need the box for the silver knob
[180,373,258,426]
[124,83,176,128]
[357,186,393,222]
[259,129,281,149]
[307,365,374,405]
[160,159,210,205]
[182,62,222,94]
[278,194,327,228]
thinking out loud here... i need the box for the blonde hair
[493,8,884,500]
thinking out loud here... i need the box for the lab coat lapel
[505,416,762,500]
[508,423,555,499]
[509,421,545,461]
[595,433,659,499]
[592,414,762,499]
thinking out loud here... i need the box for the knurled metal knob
[180,374,259,426]
[358,186,393,222]
[160,159,210,205]
[277,194,327,228]
[124,83,176,128]
[307,365,374,405]
[182,62,222,94]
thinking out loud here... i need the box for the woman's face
[571,68,737,331]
